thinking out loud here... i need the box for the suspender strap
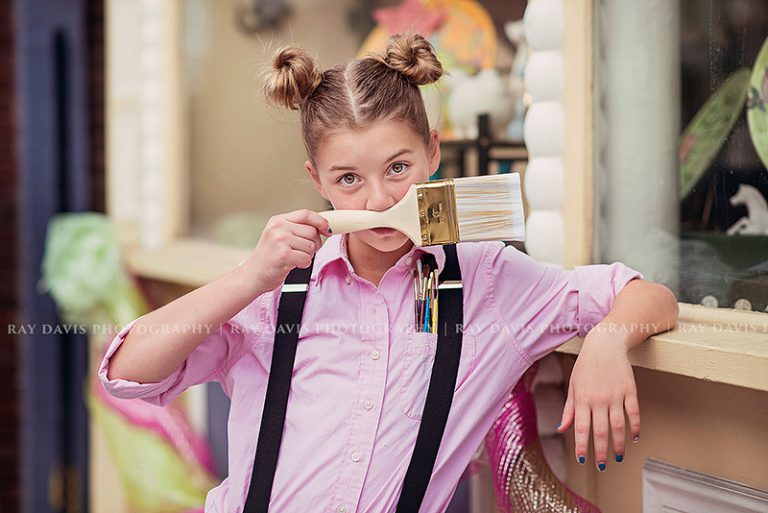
[243,260,315,513]
[395,243,463,513]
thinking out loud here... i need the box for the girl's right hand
[241,209,331,294]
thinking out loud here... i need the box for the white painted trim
[643,458,768,513]
[107,0,186,250]
[523,0,566,267]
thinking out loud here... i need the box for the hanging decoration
[42,212,217,513]
[679,68,751,200]
[372,0,447,37]
[358,0,497,74]
[234,0,292,35]
[747,34,768,171]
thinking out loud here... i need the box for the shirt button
[371,350,380,360]
[406,257,413,266]
[345,275,351,285]
[337,506,347,513]
[364,400,373,410]
[351,451,361,462]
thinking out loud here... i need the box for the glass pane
[594,0,768,313]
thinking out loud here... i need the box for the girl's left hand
[554,333,641,471]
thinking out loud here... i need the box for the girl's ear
[306,160,330,201]
[427,129,441,175]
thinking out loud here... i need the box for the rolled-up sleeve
[485,242,644,363]
[97,312,253,407]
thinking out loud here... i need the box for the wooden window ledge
[557,303,768,393]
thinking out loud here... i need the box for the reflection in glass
[596,0,768,312]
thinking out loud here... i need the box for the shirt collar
[312,233,447,285]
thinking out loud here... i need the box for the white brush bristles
[453,173,526,242]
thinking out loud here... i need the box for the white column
[139,0,167,249]
[523,0,566,266]
[595,0,680,289]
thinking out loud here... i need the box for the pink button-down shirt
[99,233,643,513]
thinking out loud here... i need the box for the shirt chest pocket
[398,331,476,420]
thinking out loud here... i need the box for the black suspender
[243,262,314,513]
[395,244,463,513]
[244,245,463,513]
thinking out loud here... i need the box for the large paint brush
[318,173,525,246]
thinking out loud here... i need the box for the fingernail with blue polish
[328,227,332,234]
[578,455,585,465]
[615,454,623,463]
[598,462,606,472]
[632,433,640,443]
[555,422,562,430]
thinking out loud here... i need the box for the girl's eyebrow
[328,164,357,173]
[385,149,412,162]
[327,149,413,173]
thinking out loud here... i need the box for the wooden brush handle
[317,209,390,234]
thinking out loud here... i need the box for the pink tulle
[91,341,216,476]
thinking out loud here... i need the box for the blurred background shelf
[438,113,528,178]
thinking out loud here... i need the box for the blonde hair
[263,33,444,164]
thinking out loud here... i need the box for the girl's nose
[366,185,397,212]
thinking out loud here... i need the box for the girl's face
[306,119,441,253]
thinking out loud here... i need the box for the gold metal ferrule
[416,180,459,245]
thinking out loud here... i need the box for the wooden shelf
[122,237,249,287]
[438,114,528,178]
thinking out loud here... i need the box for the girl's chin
[358,229,411,251]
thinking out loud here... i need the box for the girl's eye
[338,173,358,185]
[390,162,408,174]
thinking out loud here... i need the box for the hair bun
[381,33,443,86]
[264,47,323,110]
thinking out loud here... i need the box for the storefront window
[594,0,768,312]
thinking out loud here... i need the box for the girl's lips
[371,227,397,236]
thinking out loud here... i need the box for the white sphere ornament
[523,102,564,157]
[524,51,564,102]
[524,157,564,210]
[448,69,517,139]
[524,0,564,51]
[525,210,563,265]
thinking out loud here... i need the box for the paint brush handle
[318,209,391,234]
[316,186,423,244]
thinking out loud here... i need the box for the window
[594,0,768,313]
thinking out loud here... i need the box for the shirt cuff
[97,316,184,402]
[573,262,644,338]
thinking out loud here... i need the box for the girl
[99,34,679,513]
